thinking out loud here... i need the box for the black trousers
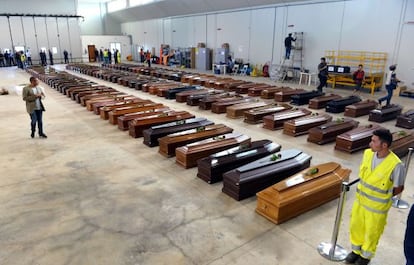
[317,75,328,92]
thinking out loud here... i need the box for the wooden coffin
[154,84,183,97]
[117,108,171,130]
[211,98,256,114]
[76,90,117,104]
[107,103,164,125]
[247,85,273,97]
[325,96,362,113]
[335,124,384,153]
[283,113,332,137]
[274,89,306,102]
[165,86,198,99]
[244,103,292,124]
[197,140,281,184]
[390,131,414,158]
[260,87,287,99]
[176,89,210,103]
[368,104,403,123]
[222,149,312,201]
[263,108,312,130]
[96,99,151,117]
[198,94,239,110]
[187,93,210,106]
[142,118,214,147]
[344,100,378,117]
[128,111,195,138]
[86,95,136,111]
[307,118,359,145]
[158,124,233,157]
[80,92,124,106]
[396,109,414,129]
[226,101,269,119]
[175,133,251,169]
[256,162,351,224]
[308,94,342,109]
[224,81,249,91]
[290,90,324,105]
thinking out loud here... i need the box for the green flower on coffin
[336,117,345,123]
[398,131,407,136]
[158,113,168,117]
[196,126,205,132]
[176,120,185,125]
[270,153,282,161]
[306,167,319,175]
[311,112,319,116]
[213,135,226,140]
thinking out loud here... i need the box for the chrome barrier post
[317,180,358,261]
[392,147,413,209]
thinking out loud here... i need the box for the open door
[88,45,96,62]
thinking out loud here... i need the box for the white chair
[231,64,239,75]
[239,64,249,76]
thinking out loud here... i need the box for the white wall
[80,35,132,61]
[120,0,414,88]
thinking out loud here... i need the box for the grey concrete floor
[0,65,412,265]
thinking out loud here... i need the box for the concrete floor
[0,65,412,265]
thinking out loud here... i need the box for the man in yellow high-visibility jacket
[345,129,405,265]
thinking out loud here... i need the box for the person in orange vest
[140,48,144,63]
[146,50,151,67]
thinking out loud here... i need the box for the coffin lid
[151,117,207,129]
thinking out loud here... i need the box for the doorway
[88,45,96,62]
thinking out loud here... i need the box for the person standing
[20,51,26,69]
[345,129,405,265]
[103,49,109,64]
[146,50,151,67]
[26,49,32,66]
[284,33,296,59]
[117,50,121,64]
[108,49,112,64]
[22,77,47,138]
[48,49,54,65]
[316,57,328,92]
[140,48,145,63]
[352,64,365,96]
[378,64,400,107]
[99,49,103,62]
[63,50,69,64]
[405,205,414,265]
[0,51,4,67]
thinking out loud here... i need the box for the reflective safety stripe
[359,179,393,194]
[361,249,374,259]
[356,188,391,204]
[361,203,388,214]
[352,244,362,252]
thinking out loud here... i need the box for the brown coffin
[274,89,306,102]
[226,101,269,119]
[75,89,117,104]
[158,124,233,157]
[307,118,359,145]
[247,85,273,97]
[224,81,249,91]
[244,103,292,124]
[308,94,342,109]
[256,162,351,224]
[107,103,164,125]
[260,86,287,99]
[80,92,124,106]
[129,111,195,138]
[335,124,384,153]
[390,131,414,158]
[283,113,332,137]
[117,108,171,130]
[175,89,210,103]
[211,98,255,114]
[236,83,267,94]
[96,99,151,117]
[344,100,378,117]
[86,95,136,111]
[198,94,237,110]
[263,108,312,130]
[396,109,414,129]
[368,104,403,123]
[175,133,251,169]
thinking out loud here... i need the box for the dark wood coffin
[335,124,384,153]
[211,98,255,114]
[226,101,269,119]
[283,113,332,137]
[256,162,351,224]
[235,83,264,94]
[80,92,125,106]
[142,118,214,147]
[368,104,403,123]
[187,93,209,106]
[224,81,249,91]
[199,95,240,110]
[96,99,151,117]
[155,84,184,97]
[308,94,342,109]
[396,109,414,129]
[247,85,273,97]
[197,140,281,184]
[290,90,324,105]
[158,124,233,157]
[175,133,251,169]
[274,89,306,102]
[164,86,198,99]
[222,149,312,201]
[117,108,171,130]
[86,95,136,111]
[390,131,414,158]
[128,111,195,138]
[263,108,312,130]
[260,87,287,99]
[325,96,362,113]
[344,100,378,117]
[107,103,164,125]
[307,118,359,145]
[244,103,293,124]
[76,89,117,104]
[175,89,210,103]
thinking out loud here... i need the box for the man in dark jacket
[284,33,296,59]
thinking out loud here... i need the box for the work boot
[31,131,35,138]
[344,252,360,264]
[31,124,35,138]
[355,257,370,265]
[39,133,47,138]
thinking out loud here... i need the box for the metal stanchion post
[392,147,413,209]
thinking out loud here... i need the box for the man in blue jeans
[405,205,414,265]
[378,64,400,107]
[22,77,47,138]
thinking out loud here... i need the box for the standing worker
[284,33,296,60]
[26,49,32,66]
[345,129,405,265]
[352,64,365,96]
[22,77,47,138]
[117,49,121,64]
[378,64,400,107]
[146,50,151,67]
[316,57,328,92]
[103,49,109,64]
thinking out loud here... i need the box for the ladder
[274,32,304,82]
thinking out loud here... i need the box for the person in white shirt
[378,64,400,107]
[25,50,32,66]
[22,77,47,138]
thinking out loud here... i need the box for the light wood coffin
[260,87,288,99]
[247,85,273,97]
[158,124,233,157]
[263,108,312,130]
[175,133,251,169]
[256,162,351,224]
[283,113,332,137]
[226,101,269,119]
[117,108,171,131]
[325,96,362,113]
[308,94,342,109]
[86,95,137,111]
[290,90,324,105]
[390,131,414,158]
[307,118,359,145]
[198,95,240,110]
[128,111,195,138]
[107,103,164,125]
[335,124,384,153]
[396,109,414,129]
[98,99,153,118]
[344,100,378,117]
[222,149,312,201]
[244,103,292,124]
[197,140,281,184]
[274,89,306,102]
[211,98,256,114]
[142,118,214,147]
[368,104,403,123]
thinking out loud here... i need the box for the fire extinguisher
[262,64,269,77]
